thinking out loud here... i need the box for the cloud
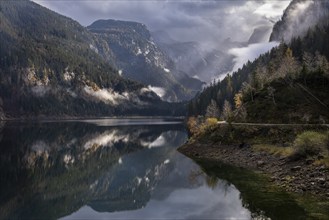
[63,183,251,219]
[147,86,166,98]
[254,2,290,19]
[31,85,50,97]
[83,130,129,150]
[83,86,129,105]
[229,41,280,73]
[34,0,290,45]
[274,0,328,42]
[141,135,166,148]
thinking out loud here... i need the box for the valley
[1,0,329,219]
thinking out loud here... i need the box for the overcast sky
[34,0,291,45]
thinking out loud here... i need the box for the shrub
[292,131,328,159]
[206,118,218,127]
[187,117,199,136]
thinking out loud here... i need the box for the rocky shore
[178,141,329,198]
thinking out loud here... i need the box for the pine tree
[267,86,276,105]
[205,99,220,118]
[222,100,232,122]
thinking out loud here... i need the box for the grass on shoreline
[252,144,294,157]
[187,118,329,166]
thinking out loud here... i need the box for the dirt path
[219,121,329,127]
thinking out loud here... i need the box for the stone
[270,176,276,182]
[291,166,302,172]
[257,160,265,166]
[319,165,326,171]
[315,177,326,185]
[305,158,314,165]
[317,155,325,160]
[279,156,286,161]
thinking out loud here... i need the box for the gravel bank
[178,141,329,198]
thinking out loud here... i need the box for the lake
[0,119,324,219]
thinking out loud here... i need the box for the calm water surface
[0,119,323,219]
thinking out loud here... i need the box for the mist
[229,42,280,73]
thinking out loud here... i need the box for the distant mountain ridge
[88,19,204,102]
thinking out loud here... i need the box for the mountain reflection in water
[0,119,310,220]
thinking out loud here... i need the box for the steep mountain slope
[270,0,329,42]
[0,0,184,118]
[88,19,200,102]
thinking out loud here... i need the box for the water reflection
[0,121,188,219]
[63,148,251,220]
[0,120,312,220]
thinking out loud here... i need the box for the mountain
[88,19,202,102]
[0,0,184,118]
[270,0,329,42]
[152,31,236,82]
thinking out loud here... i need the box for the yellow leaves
[234,92,243,108]
[187,117,199,136]
[85,81,100,91]
[285,47,293,58]
[206,118,218,127]
[187,117,218,138]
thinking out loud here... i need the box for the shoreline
[178,140,329,198]
[0,116,185,122]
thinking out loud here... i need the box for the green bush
[292,131,328,159]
